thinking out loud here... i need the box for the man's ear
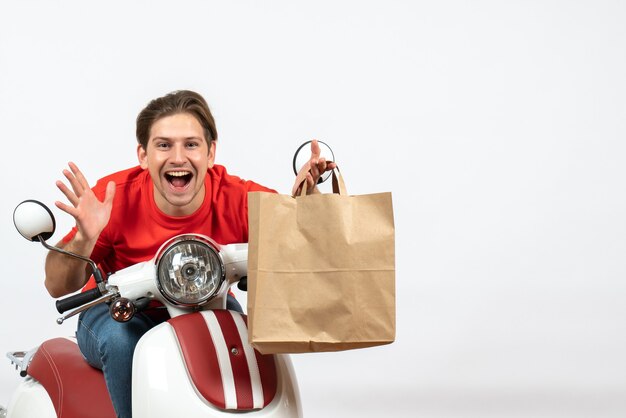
[207,141,216,168]
[137,144,148,169]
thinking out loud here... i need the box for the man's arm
[44,234,97,298]
[44,162,115,298]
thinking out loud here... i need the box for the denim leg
[76,303,162,418]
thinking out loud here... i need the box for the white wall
[1,1,626,417]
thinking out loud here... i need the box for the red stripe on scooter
[213,310,254,409]
[169,313,225,409]
[241,315,278,406]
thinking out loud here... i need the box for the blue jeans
[76,296,243,418]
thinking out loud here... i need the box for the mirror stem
[37,235,106,286]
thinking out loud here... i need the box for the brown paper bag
[247,168,395,354]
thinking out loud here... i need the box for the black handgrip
[134,297,151,312]
[237,276,248,292]
[56,288,102,314]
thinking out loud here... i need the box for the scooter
[1,199,302,418]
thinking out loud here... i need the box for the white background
[1,1,626,417]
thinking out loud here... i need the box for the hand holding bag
[247,168,395,354]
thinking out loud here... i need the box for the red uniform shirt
[62,164,275,290]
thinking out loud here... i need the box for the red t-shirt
[62,164,275,290]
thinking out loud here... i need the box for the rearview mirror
[13,200,56,242]
[292,140,335,184]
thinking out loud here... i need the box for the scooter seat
[28,337,116,418]
[169,310,278,410]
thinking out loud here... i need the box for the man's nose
[172,144,186,163]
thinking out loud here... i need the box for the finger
[310,139,320,159]
[56,180,80,207]
[317,157,327,173]
[310,159,321,181]
[54,200,79,218]
[63,169,85,197]
[306,173,315,193]
[68,162,91,191]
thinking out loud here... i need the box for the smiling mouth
[165,171,193,188]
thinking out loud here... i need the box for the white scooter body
[132,320,301,417]
[6,316,302,418]
[3,226,302,418]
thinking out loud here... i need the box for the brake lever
[56,291,120,324]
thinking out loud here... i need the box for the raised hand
[291,140,337,196]
[55,162,116,243]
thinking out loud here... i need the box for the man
[44,90,335,418]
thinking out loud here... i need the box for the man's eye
[186,142,199,149]
[156,143,170,149]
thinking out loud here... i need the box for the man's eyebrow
[150,136,203,141]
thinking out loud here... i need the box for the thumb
[104,181,116,205]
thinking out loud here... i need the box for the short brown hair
[136,90,217,149]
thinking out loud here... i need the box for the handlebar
[56,288,102,314]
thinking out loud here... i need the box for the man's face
[137,112,215,216]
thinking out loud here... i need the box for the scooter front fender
[132,310,302,418]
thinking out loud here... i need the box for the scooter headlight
[155,235,224,306]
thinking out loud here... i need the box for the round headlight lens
[156,238,224,305]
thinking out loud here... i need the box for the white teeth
[167,171,190,177]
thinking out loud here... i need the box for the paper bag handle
[330,167,348,195]
[297,166,348,197]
